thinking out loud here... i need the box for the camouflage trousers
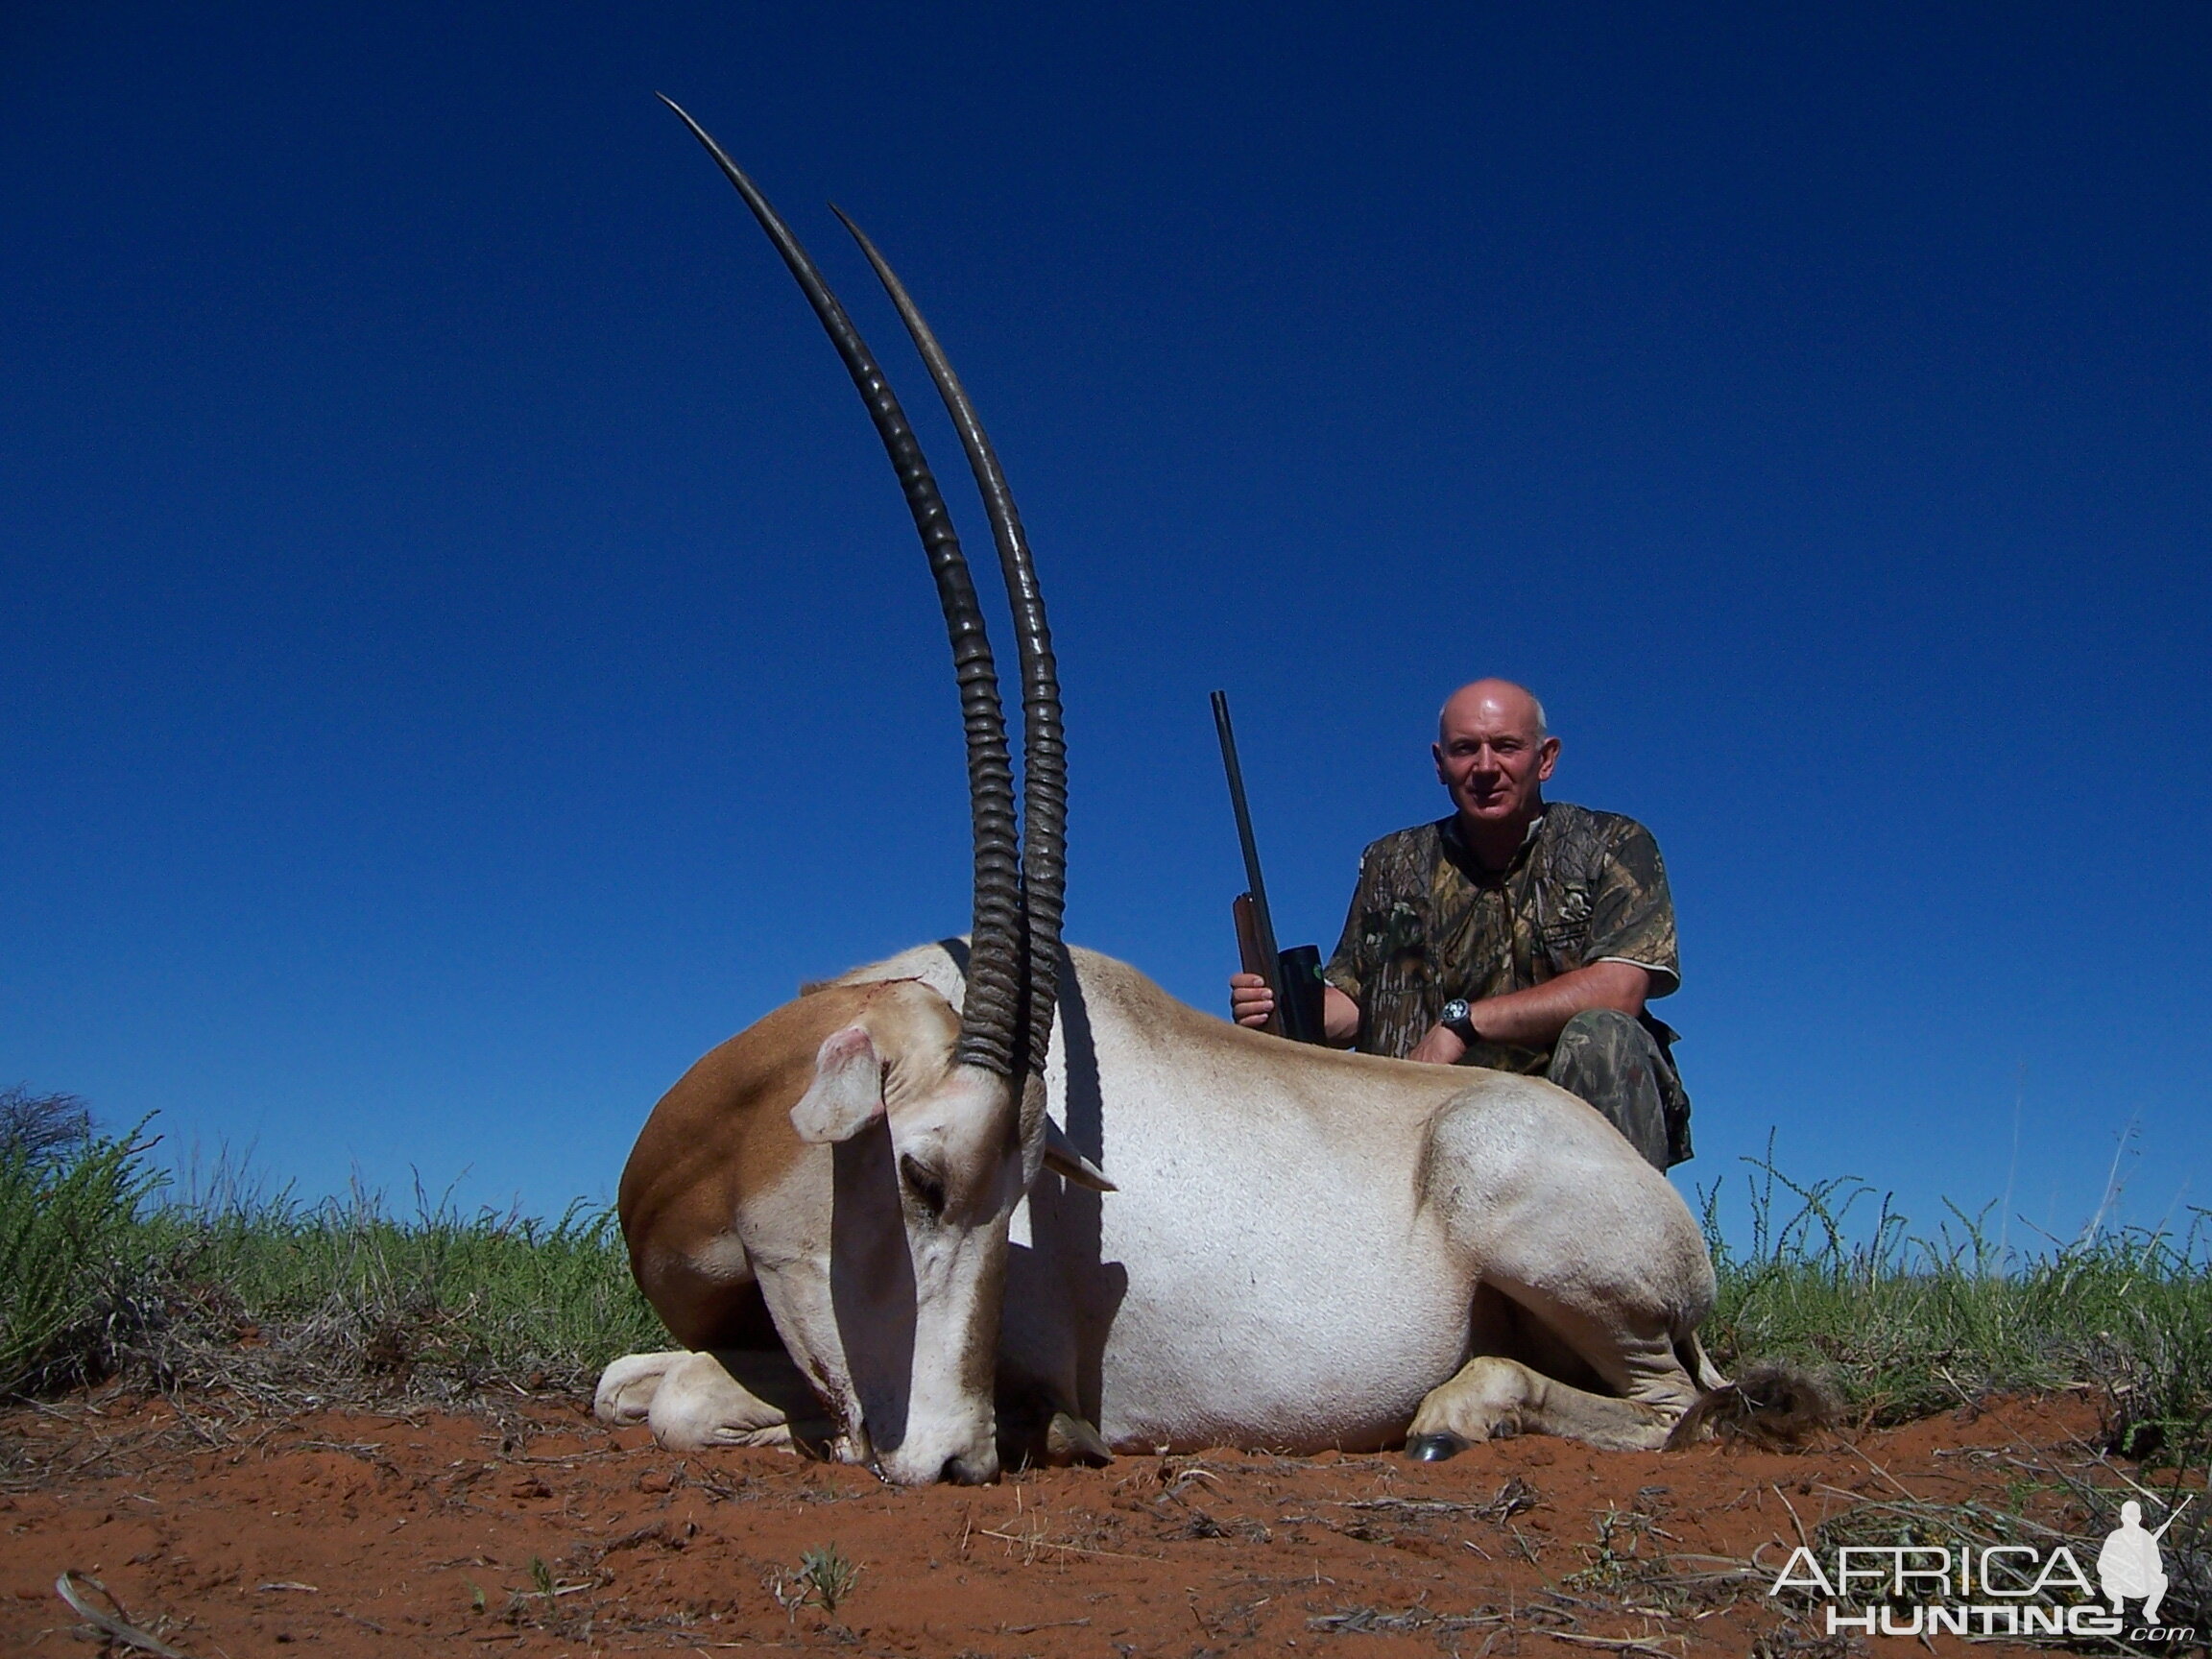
[1546,1009,1693,1171]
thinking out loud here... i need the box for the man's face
[1432,689,1559,829]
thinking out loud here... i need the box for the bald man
[1231,680,1691,1169]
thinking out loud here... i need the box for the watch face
[1441,999,1470,1024]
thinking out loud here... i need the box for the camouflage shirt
[1322,803,1681,1069]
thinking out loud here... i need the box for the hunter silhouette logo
[2098,1497,2190,1626]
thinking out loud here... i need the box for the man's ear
[1536,733,1561,782]
[790,1024,886,1143]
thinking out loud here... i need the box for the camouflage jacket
[1322,803,1682,1070]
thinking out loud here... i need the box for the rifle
[2150,1494,2195,1540]
[1211,690,1327,1044]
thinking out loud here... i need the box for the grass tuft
[796,1544,860,1614]
[0,1121,163,1393]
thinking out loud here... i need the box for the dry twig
[54,1571,194,1658]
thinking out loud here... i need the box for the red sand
[0,1389,2151,1656]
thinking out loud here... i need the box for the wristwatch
[1438,998,1478,1044]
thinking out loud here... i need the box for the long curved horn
[830,208,1066,1083]
[658,96,1025,1078]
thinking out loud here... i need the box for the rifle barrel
[1211,690,1283,972]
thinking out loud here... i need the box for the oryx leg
[1410,1273,1700,1455]
[1407,1324,1693,1457]
[594,1349,692,1425]
[599,1233,835,1452]
[659,1349,812,1449]
[594,1348,818,1449]
[1412,1087,1713,1456]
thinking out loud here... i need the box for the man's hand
[1229,972,1274,1028]
[1229,975,1363,1046]
[1407,1023,1470,1066]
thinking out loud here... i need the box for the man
[1230,679,1691,1169]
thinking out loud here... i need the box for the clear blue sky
[5,3,2206,1246]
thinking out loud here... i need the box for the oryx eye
[900,1153,948,1217]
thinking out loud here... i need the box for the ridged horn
[830,207,1066,1084]
[658,95,1025,1078]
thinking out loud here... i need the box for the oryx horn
[659,95,1028,1079]
[831,206,1066,1083]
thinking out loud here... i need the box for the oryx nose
[940,1451,997,1485]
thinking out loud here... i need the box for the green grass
[1698,1145,2212,1641]
[1697,1145,2212,1461]
[796,1544,861,1614]
[0,1135,661,1405]
[0,1122,164,1393]
[154,1190,664,1401]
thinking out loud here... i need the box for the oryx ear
[1042,1118,1115,1192]
[791,1025,887,1143]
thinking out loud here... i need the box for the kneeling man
[1232,679,1692,1169]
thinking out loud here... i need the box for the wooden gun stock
[1233,892,1284,1038]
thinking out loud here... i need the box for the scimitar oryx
[598,100,1813,1484]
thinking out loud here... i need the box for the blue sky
[4,2,2206,1246]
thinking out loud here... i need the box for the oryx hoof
[1406,1431,1469,1462]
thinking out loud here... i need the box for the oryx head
[662,98,1074,1484]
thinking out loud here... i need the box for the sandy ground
[0,1388,2166,1657]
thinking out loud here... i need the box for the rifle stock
[1232,892,1282,1036]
